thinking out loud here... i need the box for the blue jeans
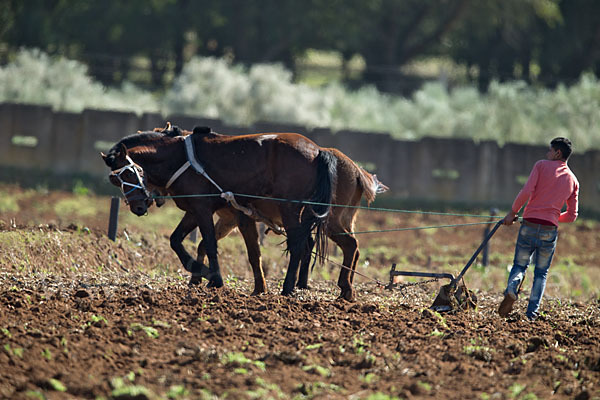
[504,223,558,319]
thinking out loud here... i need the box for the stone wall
[1,103,597,212]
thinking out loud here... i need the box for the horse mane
[104,132,172,168]
[151,122,213,138]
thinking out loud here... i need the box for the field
[1,183,599,399]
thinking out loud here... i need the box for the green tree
[354,0,470,93]
[446,0,563,90]
[536,0,600,86]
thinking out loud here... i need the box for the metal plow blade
[430,280,477,312]
[387,264,477,312]
[387,219,503,312]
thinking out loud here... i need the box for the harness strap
[184,135,206,175]
[166,136,282,233]
[165,161,191,189]
[165,135,225,192]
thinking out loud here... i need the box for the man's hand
[502,210,518,226]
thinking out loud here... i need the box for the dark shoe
[498,292,517,317]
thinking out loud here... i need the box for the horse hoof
[281,288,294,296]
[188,276,202,286]
[251,288,267,296]
[207,275,224,288]
[296,282,309,290]
[339,288,355,302]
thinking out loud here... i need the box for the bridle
[109,155,151,205]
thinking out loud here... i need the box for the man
[498,137,579,321]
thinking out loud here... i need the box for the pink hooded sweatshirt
[512,160,579,226]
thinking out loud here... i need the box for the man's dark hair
[551,137,572,160]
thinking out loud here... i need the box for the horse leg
[189,212,223,288]
[237,213,267,295]
[330,230,359,301]
[349,247,360,284]
[170,213,210,285]
[297,235,315,290]
[196,211,237,266]
[282,245,304,296]
[280,207,306,296]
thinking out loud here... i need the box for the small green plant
[221,352,266,371]
[111,385,152,398]
[129,323,159,338]
[167,385,189,399]
[301,364,331,377]
[60,337,68,354]
[152,319,171,328]
[90,315,108,324]
[48,378,67,392]
[363,393,401,400]
[361,372,379,384]
[42,348,52,361]
[3,344,23,358]
[295,381,342,397]
[430,310,448,328]
[305,343,323,350]
[417,381,432,392]
[508,383,526,398]
[352,335,369,354]
[24,390,45,399]
[13,347,24,358]
[247,377,287,399]
[111,375,154,398]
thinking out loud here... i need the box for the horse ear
[117,143,128,160]
[100,152,114,167]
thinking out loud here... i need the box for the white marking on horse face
[255,134,278,145]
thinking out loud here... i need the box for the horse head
[101,143,153,216]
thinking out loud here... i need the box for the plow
[386,219,504,312]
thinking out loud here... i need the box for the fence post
[108,197,120,241]
[481,207,498,267]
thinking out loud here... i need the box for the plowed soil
[1,186,599,399]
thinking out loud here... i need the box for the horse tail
[310,149,337,264]
[310,149,337,218]
[356,167,389,205]
[286,149,336,265]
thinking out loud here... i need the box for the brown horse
[102,126,387,300]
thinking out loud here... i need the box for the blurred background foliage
[1,0,599,149]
